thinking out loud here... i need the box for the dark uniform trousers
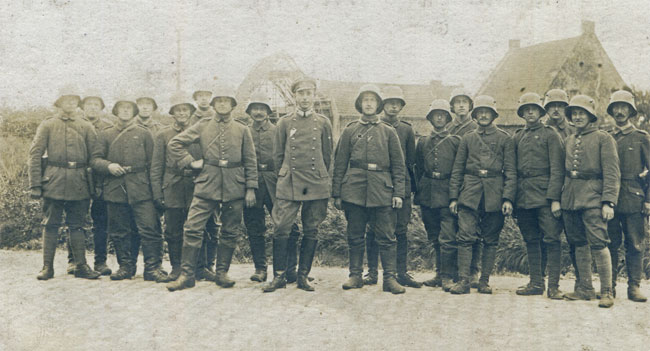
[43,198,90,238]
[607,212,646,286]
[366,197,411,274]
[272,199,328,240]
[91,199,109,264]
[344,202,397,278]
[107,200,161,270]
[457,200,504,281]
[563,208,610,250]
[420,205,457,275]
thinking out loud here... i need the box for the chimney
[509,39,520,50]
[582,20,595,35]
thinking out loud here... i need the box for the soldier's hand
[392,197,403,209]
[190,159,204,169]
[601,204,614,221]
[643,202,650,216]
[108,163,126,176]
[551,201,562,218]
[502,200,513,216]
[30,187,42,200]
[245,189,256,208]
[334,198,342,210]
[449,200,458,215]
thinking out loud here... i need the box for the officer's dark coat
[611,123,650,213]
[383,116,416,195]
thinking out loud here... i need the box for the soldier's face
[474,107,495,127]
[546,102,566,120]
[453,96,471,117]
[383,99,404,117]
[612,102,632,124]
[194,91,212,108]
[295,88,315,111]
[361,93,379,116]
[571,109,590,128]
[212,97,234,115]
[137,99,155,117]
[522,105,542,124]
[116,103,135,122]
[172,104,192,125]
[58,96,79,114]
[249,104,269,122]
[83,98,103,118]
[430,111,449,130]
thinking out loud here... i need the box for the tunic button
[311,157,315,160]
[292,157,296,160]
[312,137,316,140]
[292,147,296,150]
[292,167,295,170]
[312,147,316,150]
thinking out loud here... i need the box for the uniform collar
[296,109,314,118]
[477,124,497,135]
[59,110,81,121]
[114,119,132,131]
[382,115,400,127]
[136,115,154,127]
[193,107,216,119]
[576,124,598,136]
[546,117,569,130]
[215,114,232,123]
[450,115,471,129]
[359,115,380,125]
[253,119,271,131]
[524,121,543,131]
[431,129,449,139]
[616,122,636,135]
[83,114,100,126]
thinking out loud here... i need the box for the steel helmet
[543,89,569,110]
[471,95,499,119]
[112,95,139,117]
[290,76,318,94]
[449,87,474,113]
[565,94,597,122]
[382,86,406,106]
[210,85,238,107]
[517,92,546,118]
[607,90,637,118]
[54,84,81,108]
[246,91,273,115]
[168,91,196,115]
[81,89,105,110]
[425,99,452,123]
[355,84,383,115]
[135,91,158,111]
[193,78,215,100]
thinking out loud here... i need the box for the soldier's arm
[331,128,352,198]
[414,138,425,185]
[546,130,565,202]
[84,125,99,165]
[242,127,259,190]
[502,135,517,203]
[28,121,49,190]
[600,133,621,205]
[169,123,201,169]
[272,118,287,172]
[321,117,334,171]
[388,128,406,199]
[144,130,154,170]
[405,127,417,192]
[90,130,111,174]
[150,131,166,201]
[640,132,650,203]
[449,136,468,201]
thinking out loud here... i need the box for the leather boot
[248,235,267,282]
[66,239,75,275]
[94,262,112,276]
[37,228,58,280]
[469,241,481,288]
[285,231,299,283]
[70,228,100,279]
[451,245,472,294]
[565,245,596,300]
[167,239,182,281]
[380,245,405,294]
[343,245,364,290]
[423,244,442,287]
[592,248,614,308]
[130,233,141,277]
[263,238,288,292]
[545,242,563,299]
[628,285,647,303]
[167,245,199,291]
[440,249,456,292]
[297,238,318,291]
[610,246,619,295]
[517,242,544,295]
[364,232,379,285]
[214,244,236,288]
[626,250,647,302]
[206,235,217,273]
[477,245,497,294]
[110,237,135,281]
[569,244,580,292]
[143,240,169,283]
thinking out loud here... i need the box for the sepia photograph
[1,0,650,350]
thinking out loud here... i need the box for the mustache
[615,113,626,118]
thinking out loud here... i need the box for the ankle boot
[248,235,267,282]
[478,245,497,294]
[264,238,288,292]
[69,228,100,279]
[297,238,317,291]
[166,245,200,291]
[380,245,405,294]
[565,245,596,300]
[143,241,169,283]
[343,245,364,290]
[364,232,379,285]
[285,227,300,283]
[215,244,236,288]
[37,228,58,280]
[626,250,647,302]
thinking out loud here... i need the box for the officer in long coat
[166,86,258,291]
[263,77,333,293]
[606,90,649,302]
[511,93,565,299]
[29,85,101,280]
[561,95,620,308]
[415,99,461,292]
[91,96,168,282]
[449,95,516,295]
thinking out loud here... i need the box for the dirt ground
[1,249,649,351]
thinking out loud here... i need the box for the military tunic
[447,116,478,137]
[545,117,575,141]
[135,116,161,135]
[190,107,216,126]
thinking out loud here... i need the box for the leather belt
[350,160,389,172]
[567,170,602,180]
[258,163,274,171]
[518,168,550,178]
[204,159,242,168]
[424,171,450,180]
[621,174,641,181]
[48,161,87,169]
[122,166,147,174]
[166,167,195,177]
[466,169,502,178]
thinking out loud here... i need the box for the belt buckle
[183,169,194,176]
[67,161,77,168]
[570,170,578,178]
[479,169,488,177]
[367,163,377,171]
[432,171,441,179]
[259,163,267,170]
[219,160,229,167]
[123,166,132,173]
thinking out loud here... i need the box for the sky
[1,0,649,109]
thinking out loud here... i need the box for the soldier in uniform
[363,86,419,288]
[166,87,258,291]
[263,77,333,293]
[449,95,516,294]
[333,84,406,294]
[91,96,168,282]
[561,95,619,308]
[511,93,565,299]
[606,90,649,302]
[415,99,461,292]
[29,86,101,280]
[150,92,198,281]
[446,88,482,288]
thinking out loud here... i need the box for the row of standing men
[28,79,648,308]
